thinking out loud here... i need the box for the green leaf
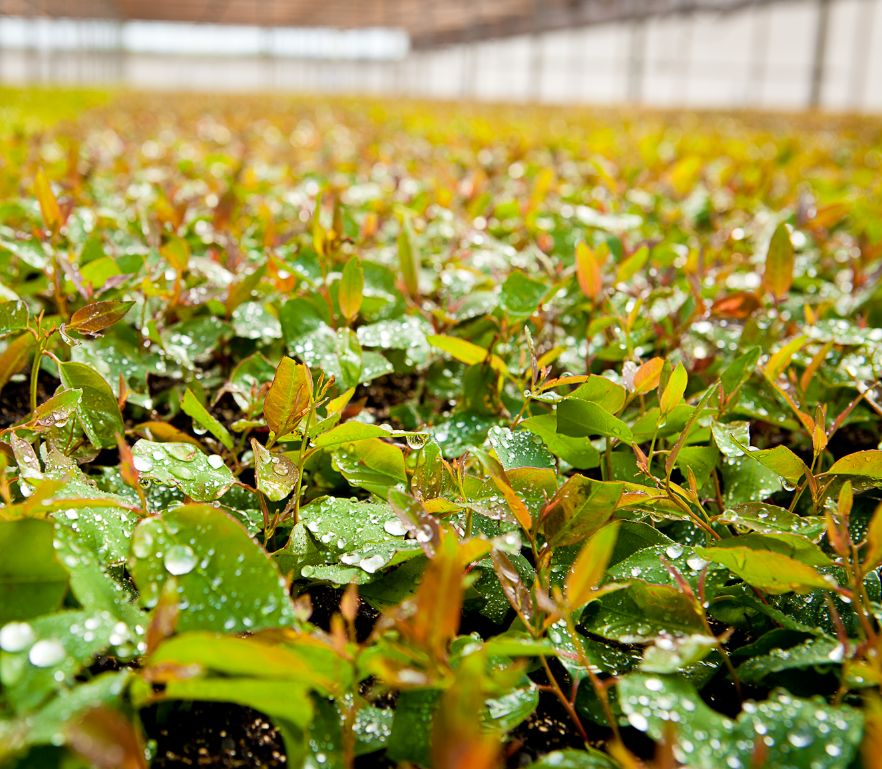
[717,502,826,540]
[763,221,795,299]
[357,316,432,366]
[570,376,627,413]
[332,438,406,498]
[277,497,421,583]
[749,445,807,486]
[694,545,835,594]
[129,504,297,632]
[397,215,420,299]
[57,361,124,449]
[523,749,619,769]
[556,399,633,443]
[500,271,547,318]
[131,440,234,501]
[713,532,831,567]
[147,678,313,729]
[313,422,390,448]
[231,301,282,340]
[520,414,600,469]
[736,636,845,683]
[618,673,861,769]
[720,346,761,400]
[0,300,27,337]
[640,633,718,673]
[181,388,234,450]
[264,356,313,438]
[0,520,68,624]
[487,426,554,470]
[0,670,130,759]
[582,582,705,643]
[30,388,81,432]
[146,632,348,695]
[252,439,299,502]
[0,609,123,712]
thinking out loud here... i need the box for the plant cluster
[1,92,882,768]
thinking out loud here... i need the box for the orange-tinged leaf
[710,291,761,319]
[264,357,313,438]
[763,222,795,299]
[35,168,61,232]
[575,241,602,300]
[565,521,620,610]
[799,341,832,394]
[69,300,134,335]
[407,532,465,658]
[67,707,148,769]
[632,357,664,395]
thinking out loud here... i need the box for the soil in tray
[142,701,287,768]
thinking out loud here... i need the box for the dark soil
[0,374,56,429]
[142,701,287,768]
[360,373,420,424]
[298,583,380,642]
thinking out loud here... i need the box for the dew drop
[207,454,225,469]
[164,544,198,575]
[28,639,65,667]
[383,519,408,536]
[133,455,153,472]
[0,622,35,652]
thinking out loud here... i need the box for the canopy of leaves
[1,88,881,769]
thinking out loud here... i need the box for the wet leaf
[264,357,313,438]
[763,222,795,299]
[68,301,134,335]
[130,440,235,501]
[0,519,68,623]
[58,362,124,449]
[129,504,297,632]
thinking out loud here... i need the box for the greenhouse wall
[0,0,880,110]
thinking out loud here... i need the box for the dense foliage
[1,90,882,769]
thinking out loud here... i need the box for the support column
[626,19,646,103]
[747,0,770,107]
[849,0,875,109]
[528,0,544,102]
[808,0,831,109]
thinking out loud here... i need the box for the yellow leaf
[338,256,364,322]
[659,363,688,415]
[35,168,61,232]
[762,222,795,299]
[565,522,620,610]
[575,241,602,300]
